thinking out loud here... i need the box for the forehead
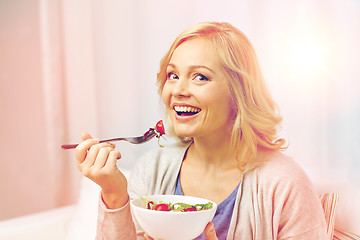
[169,37,221,69]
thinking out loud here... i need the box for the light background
[0,0,359,233]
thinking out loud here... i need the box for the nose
[172,78,190,97]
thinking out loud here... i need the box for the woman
[76,22,327,239]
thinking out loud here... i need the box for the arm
[75,133,138,239]
[265,157,328,240]
[75,133,128,209]
[94,144,188,239]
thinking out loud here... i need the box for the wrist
[101,188,129,209]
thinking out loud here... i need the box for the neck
[188,131,238,170]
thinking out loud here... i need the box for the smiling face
[161,37,235,140]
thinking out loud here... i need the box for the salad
[141,196,213,212]
[144,120,166,147]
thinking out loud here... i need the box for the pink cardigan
[96,144,328,240]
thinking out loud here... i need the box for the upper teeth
[174,106,201,113]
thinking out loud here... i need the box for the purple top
[174,175,239,240]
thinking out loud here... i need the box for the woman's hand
[75,132,129,209]
[204,222,218,240]
[143,222,218,240]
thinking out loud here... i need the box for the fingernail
[93,138,100,143]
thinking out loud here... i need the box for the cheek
[161,85,171,106]
[207,92,233,117]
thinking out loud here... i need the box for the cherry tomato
[155,120,165,136]
[154,203,170,211]
[184,207,196,212]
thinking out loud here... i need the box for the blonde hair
[157,22,286,171]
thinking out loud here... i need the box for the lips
[173,104,201,117]
[173,103,201,121]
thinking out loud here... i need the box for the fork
[61,130,157,150]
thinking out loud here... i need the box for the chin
[173,128,193,139]
[174,131,190,138]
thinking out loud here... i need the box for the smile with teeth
[174,105,201,116]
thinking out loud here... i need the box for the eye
[167,72,178,81]
[193,73,209,82]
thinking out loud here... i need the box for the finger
[102,150,121,171]
[81,143,114,169]
[75,138,99,164]
[104,141,116,148]
[143,233,154,240]
[81,132,93,141]
[92,147,118,169]
[204,222,218,240]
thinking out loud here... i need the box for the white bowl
[131,195,217,240]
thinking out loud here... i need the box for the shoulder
[243,151,327,238]
[244,150,318,201]
[254,150,312,188]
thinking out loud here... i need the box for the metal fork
[61,130,157,150]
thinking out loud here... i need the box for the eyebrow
[167,63,216,74]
